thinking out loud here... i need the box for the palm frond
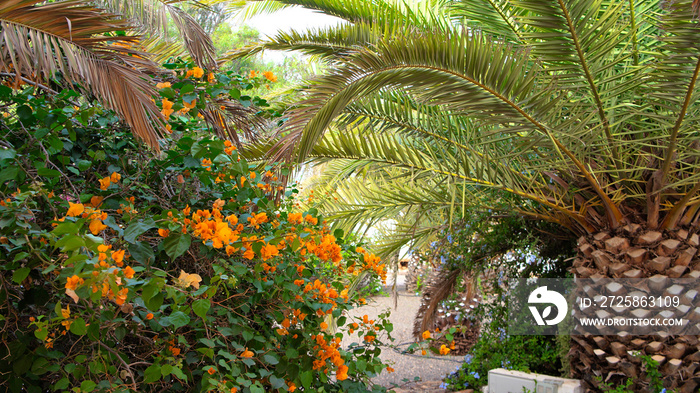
[95,0,216,68]
[0,0,165,149]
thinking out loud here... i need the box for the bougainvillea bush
[0,64,391,393]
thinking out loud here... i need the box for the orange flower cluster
[185,66,204,79]
[63,199,110,236]
[347,248,387,283]
[262,71,277,82]
[302,279,340,313]
[162,98,174,118]
[310,334,348,380]
[439,344,451,355]
[303,234,342,263]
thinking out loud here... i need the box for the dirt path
[341,288,466,391]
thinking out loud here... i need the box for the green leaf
[300,370,313,389]
[123,218,156,243]
[171,366,187,381]
[263,354,279,365]
[80,380,96,392]
[163,234,191,260]
[69,318,87,335]
[12,267,30,284]
[250,383,265,393]
[0,148,16,161]
[160,364,173,377]
[55,235,84,252]
[37,167,60,178]
[192,299,210,318]
[269,375,285,389]
[0,166,19,183]
[144,364,161,383]
[54,378,69,390]
[169,311,190,328]
[128,241,155,264]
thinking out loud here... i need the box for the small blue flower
[471,372,480,379]
[464,354,473,363]
[439,382,448,390]
[660,389,666,393]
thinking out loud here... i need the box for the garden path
[341,278,472,392]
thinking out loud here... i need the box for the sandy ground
[341,274,464,390]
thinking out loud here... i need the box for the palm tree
[232,0,700,390]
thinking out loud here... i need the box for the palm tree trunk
[570,225,700,392]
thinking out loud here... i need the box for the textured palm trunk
[570,224,700,392]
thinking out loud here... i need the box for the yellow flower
[61,305,70,319]
[192,67,204,78]
[422,330,431,340]
[156,81,171,89]
[176,270,202,289]
[66,202,84,217]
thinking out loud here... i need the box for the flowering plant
[0,64,391,392]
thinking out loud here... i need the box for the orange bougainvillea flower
[110,172,121,183]
[66,202,84,217]
[192,67,204,78]
[287,381,296,392]
[161,98,174,118]
[207,367,216,375]
[288,212,303,225]
[439,344,451,355]
[98,177,111,190]
[242,248,255,260]
[124,266,135,279]
[65,275,84,290]
[249,70,257,78]
[230,388,238,393]
[336,364,348,381]
[320,322,328,330]
[240,348,254,358]
[111,249,126,266]
[422,330,431,340]
[156,81,171,89]
[146,313,154,320]
[262,71,278,82]
[158,228,170,237]
[88,219,108,235]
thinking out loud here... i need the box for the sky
[232,6,345,62]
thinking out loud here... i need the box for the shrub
[0,63,392,392]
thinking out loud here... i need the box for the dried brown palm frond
[199,98,267,148]
[0,0,166,149]
[412,268,475,339]
[95,0,216,69]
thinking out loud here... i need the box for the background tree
[232,0,700,390]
